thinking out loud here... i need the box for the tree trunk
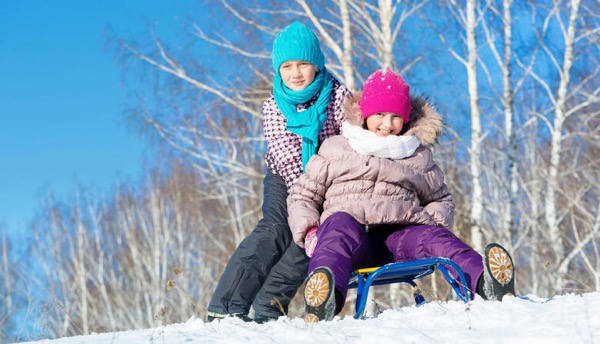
[546,0,580,293]
[502,0,516,247]
[466,0,484,250]
[339,0,355,89]
[379,0,394,68]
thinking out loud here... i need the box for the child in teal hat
[207,21,350,323]
[272,21,332,172]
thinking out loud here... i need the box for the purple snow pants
[308,212,484,304]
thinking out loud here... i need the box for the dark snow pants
[207,171,309,320]
[309,212,484,305]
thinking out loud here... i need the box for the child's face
[366,112,405,137]
[279,60,318,91]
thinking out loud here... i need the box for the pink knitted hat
[359,68,411,124]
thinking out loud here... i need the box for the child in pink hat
[359,68,411,124]
[288,68,516,322]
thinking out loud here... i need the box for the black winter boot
[479,243,515,301]
[303,267,336,322]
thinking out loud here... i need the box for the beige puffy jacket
[287,93,454,248]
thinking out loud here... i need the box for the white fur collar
[341,121,420,160]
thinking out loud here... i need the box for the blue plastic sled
[348,257,472,319]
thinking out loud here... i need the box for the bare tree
[438,0,599,295]
[442,0,485,250]
[7,1,600,340]
[517,0,599,293]
[464,0,484,250]
[27,164,249,337]
[543,0,580,291]
[497,0,517,243]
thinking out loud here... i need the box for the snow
[23,292,600,343]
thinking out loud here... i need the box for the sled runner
[348,257,471,319]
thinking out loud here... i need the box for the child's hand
[304,227,318,258]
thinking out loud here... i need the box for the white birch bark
[466,0,484,250]
[339,0,355,89]
[501,0,516,245]
[379,0,394,68]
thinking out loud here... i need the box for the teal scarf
[273,68,333,172]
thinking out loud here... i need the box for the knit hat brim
[360,92,411,124]
[272,22,325,72]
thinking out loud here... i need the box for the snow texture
[22,292,600,344]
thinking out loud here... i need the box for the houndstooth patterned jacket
[263,76,350,189]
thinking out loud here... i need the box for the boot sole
[304,268,335,322]
[487,245,514,284]
[484,243,515,300]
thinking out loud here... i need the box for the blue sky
[0,1,198,242]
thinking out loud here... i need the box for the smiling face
[279,60,318,91]
[365,112,405,137]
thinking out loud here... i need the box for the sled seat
[347,257,471,319]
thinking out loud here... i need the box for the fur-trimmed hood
[343,91,443,145]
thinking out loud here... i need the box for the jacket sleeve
[419,158,455,229]
[287,153,331,248]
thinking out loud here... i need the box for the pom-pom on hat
[359,68,411,124]
[272,21,325,73]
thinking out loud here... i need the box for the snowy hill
[24,293,599,344]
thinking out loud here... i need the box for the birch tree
[442,0,485,250]
[9,1,600,340]
[464,0,484,250]
[543,0,580,291]
[499,0,516,243]
[29,165,231,337]
[519,0,592,293]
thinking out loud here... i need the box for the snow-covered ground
[24,292,599,344]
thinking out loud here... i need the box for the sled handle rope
[348,257,472,319]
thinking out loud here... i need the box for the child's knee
[319,212,363,235]
[323,211,357,224]
[317,212,367,250]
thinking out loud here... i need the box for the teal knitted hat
[272,21,325,72]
